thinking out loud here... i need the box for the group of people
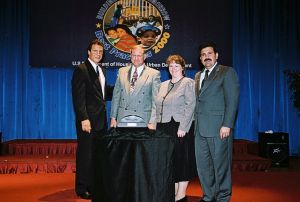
[106,15,162,51]
[72,39,240,202]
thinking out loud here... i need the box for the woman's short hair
[166,54,186,73]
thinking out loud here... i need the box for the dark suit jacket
[72,60,112,132]
[195,64,240,137]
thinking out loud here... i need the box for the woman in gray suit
[153,55,196,202]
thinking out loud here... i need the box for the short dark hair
[105,27,116,35]
[87,39,103,52]
[136,25,161,37]
[115,24,135,36]
[198,41,218,55]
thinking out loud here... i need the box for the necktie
[96,66,105,97]
[96,66,99,76]
[201,69,209,88]
[130,67,138,93]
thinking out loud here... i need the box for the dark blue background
[29,0,232,68]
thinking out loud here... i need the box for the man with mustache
[194,42,240,202]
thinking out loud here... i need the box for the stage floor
[0,170,300,202]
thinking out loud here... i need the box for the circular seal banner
[95,0,171,62]
[29,0,232,69]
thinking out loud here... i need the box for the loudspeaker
[258,132,289,167]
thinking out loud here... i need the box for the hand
[220,126,231,139]
[110,118,117,128]
[177,129,186,137]
[147,123,156,130]
[81,119,91,133]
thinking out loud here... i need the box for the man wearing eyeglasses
[110,45,160,129]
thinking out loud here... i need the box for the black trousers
[75,128,106,195]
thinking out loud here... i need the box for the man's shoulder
[77,61,89,69]
[218,64,235,70]
[144,66,160,75]
[217,64,236,75]
[195,71,201,79]
[119,65,130,73]
[73,61,88,73]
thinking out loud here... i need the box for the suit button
[125,108,127,110]
[134,110,136,112]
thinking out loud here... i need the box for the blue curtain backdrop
[233,0,300,155]
[1,0,300,155]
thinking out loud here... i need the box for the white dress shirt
[130,64,144,80]
[88,58,105,97]
[199,62,217,89]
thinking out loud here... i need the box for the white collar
[204,62,218,75]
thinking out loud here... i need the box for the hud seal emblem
[95,0,171,60]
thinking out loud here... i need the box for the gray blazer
[154,77,196,132]
[195,64,240,137]
[110,65,161,124]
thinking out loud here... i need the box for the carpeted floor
[1,140,299,202]
[1,169,300,202]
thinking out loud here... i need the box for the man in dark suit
[72,39,112,199]
[194,42,240,202]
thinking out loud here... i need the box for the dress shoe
[176,196,187,202]
[77,191,92,200]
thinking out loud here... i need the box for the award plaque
[117,115,147,128]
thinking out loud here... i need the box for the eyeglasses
[131,54,143,58]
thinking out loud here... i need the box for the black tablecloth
[93,128,175,202]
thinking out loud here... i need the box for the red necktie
[130,67,138,92]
